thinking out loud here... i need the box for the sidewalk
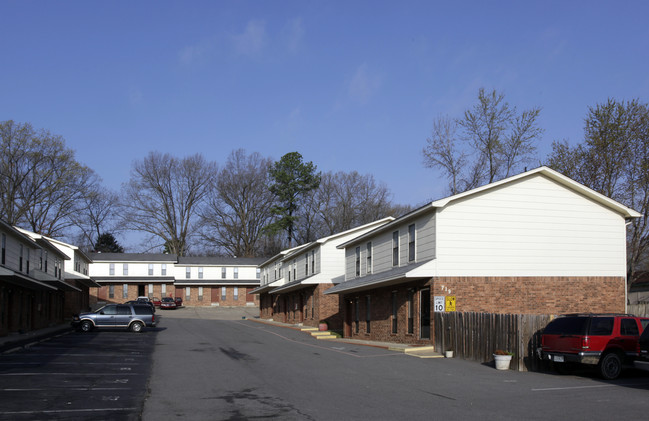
[248,317,443,358]
[0,324,72,354]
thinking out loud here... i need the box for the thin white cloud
[348,63,382,104]
[284,17,304,53]
[232,19,267,57]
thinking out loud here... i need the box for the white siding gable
[435,173,628,277]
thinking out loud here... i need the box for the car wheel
[80,320,93,332]
[130,321,144,333]
[599,352,622,380]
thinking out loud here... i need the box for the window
[221,287,226,301]
[161,264,167,276]
[109,263,115,276]
[1,233,5,265]
[185,267,191,279]
[222,267,226,279]
[109,285,115,298]
[26,248,30,275]
[408,224,416,262]
[39,249,43,270]
[198,286,203,301]
[407,289,414,334]
[44,251,48,272]
[305,253,309,276]
[161,284,166,295]
[19,244,23,272]
[274,264,277,280]
[621,319,639,336]
[366,296,371,334]
[366,242,372,274]
[185,287,190,299]
[148,264,154,276]
[198,267,204,279]
[234,267,239,279]
[355,247,361,277]
[311,251,315,274]
[148,284,153,298]
[354,298,360,334]
[392,292,398,334]
[123,264,128,276]
[293,260,296,280]
[256,268,261,279]
[392,231,399,266]
[234,287,239,301]
[122,284,128,299]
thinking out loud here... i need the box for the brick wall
[433,276,626,314]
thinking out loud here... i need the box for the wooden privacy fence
[628,304,649,317]
[434,312,553,371]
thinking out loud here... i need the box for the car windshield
[162,297,174,302]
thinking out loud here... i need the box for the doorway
[420,288,431,339]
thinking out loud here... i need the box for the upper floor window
[186,267,191,279]
[355,247,361,277]
[234,267,239,279]
[293,260,296,280]
[109,263,115,276]
[26,248,30,275]
[366,242,372,274]
[39,249,43,270]
[256,268,260,279]
[408,224,416,262]
[1,233,5,265]
[123,263,128,276]
[19,244,24,272]
[161,263,167,276]
[222,267,227,279]
[198,267,204,279]
[311,250,315,274]
[305,253,309,276]
[44,251,48,272]
[392,231,399,266]
[148,264,154,276]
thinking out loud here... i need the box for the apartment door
[420,288,431,340]
[344,299,353,337]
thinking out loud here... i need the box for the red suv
[539,314,649,379]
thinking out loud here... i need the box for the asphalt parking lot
[0,328,158,421]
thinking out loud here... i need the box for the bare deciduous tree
[121,151,217,256]
[198,149,275,257]
[423,88,543,194]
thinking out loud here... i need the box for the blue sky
[2,0,648,210]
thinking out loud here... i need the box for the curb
[0,326,73,354]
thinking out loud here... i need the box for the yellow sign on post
[445,295,456,312]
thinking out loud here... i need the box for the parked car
[634,323,649,372]
[160,297,177,310]
[126,298,156,313]
[152,297,161,307]
[72,304,156,333]
[174,296,183,307]
[539,313,649,379]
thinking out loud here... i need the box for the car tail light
[581,336,590,349]
[152,314,155,323]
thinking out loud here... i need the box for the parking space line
[532,382,649,392]
[0,372,140,376]
[0,408,137,415]
[1,387,132,391]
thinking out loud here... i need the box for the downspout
[625,218,634,314]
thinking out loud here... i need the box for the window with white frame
[234,287,239,301]
[221,286,226,301]
[355,247,361,277]
[198,286,203,301]
[109,285,115,298]
[366,242,372,274]
[199,267,204,279]
[221,267,226,279]
[122,284,128,299]
[44,251,48,272]
[161,264,167,276]
[256,268,260,279]
[185,287,190,299]
[408,224,416,262]
[234,267,239,279]
[148,284,153,297]
[186,267,191,279]
[123,264,128,276]
[39,249,43,270]
[19,244,23,272]
[392,231,399,267]
[26,248,30,274]
[109,263,115,276]
[311,250,315,274]
[148,264,154,276]
[161,284,166,295]
[0,233,5,265]
[305,253,309,276]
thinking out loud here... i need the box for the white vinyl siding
[435,174,628,277]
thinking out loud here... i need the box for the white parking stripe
[0,408,137,415]
[532,382,649,391]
